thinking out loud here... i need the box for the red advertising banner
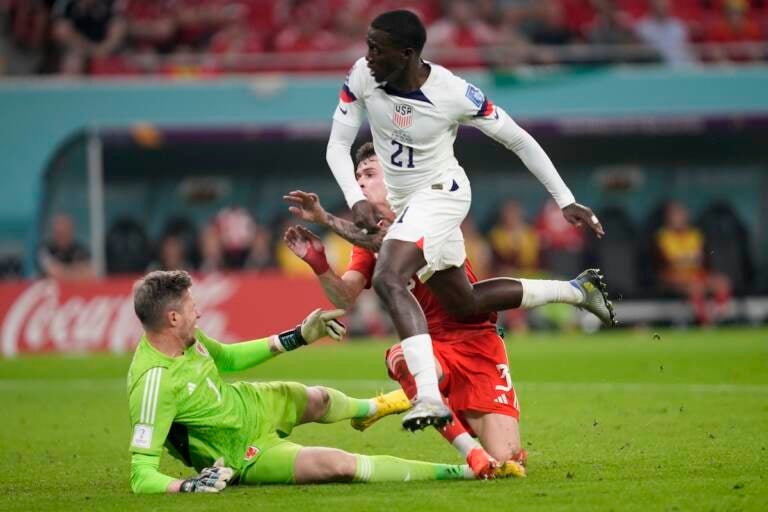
[0,272,333,357]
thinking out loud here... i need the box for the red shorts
[386,329,520,436]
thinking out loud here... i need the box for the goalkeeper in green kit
[128,270,496,494]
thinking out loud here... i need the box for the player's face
[355,156,389,208]
[173,289,200,346]
[366,29,409,83]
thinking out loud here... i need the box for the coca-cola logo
[1,275,238,357]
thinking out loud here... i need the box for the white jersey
[333,57,505,207]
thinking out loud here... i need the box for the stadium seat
[697,202,754,294]
[590,206,640,298]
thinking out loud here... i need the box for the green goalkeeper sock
[353,455,473,482]
[318,387,372,423]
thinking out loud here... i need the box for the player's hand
[179,459,235,493]
[351,199,380,234]
[562,203,605,238]
[300,308,347,343]
[283,225,330,275]
[283,190,328,226]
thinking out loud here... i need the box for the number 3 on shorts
[495,364,512,392]
[391,140,414,169]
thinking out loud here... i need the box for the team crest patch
[465,84,485,108]
[244,445,260,461]
[393,104,413,129]
[195,342,209,357]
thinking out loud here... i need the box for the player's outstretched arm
[197,310,346,372]
[471,107,605,238]
[283,225,367,309]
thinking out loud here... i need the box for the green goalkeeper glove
[276,309,346,351]
[179,462,235,493]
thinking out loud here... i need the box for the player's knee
[327,452,356,481]
[306,386,330,418]
[372,267,404,300]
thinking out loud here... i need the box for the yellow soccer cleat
[351,389,412,431]
[494,459,527,479]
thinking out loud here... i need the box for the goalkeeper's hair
[133,270,192,331]
[354,142,377,169]
[370,10,426,53]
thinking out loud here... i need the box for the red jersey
[347,246,497,341]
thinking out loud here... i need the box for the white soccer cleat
[401,397,452,432]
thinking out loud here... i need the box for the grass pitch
[2,327,767,512]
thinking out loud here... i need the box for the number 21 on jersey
[391,140,414,168]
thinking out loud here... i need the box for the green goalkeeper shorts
[238,381,309,484]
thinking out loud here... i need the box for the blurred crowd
[29,197,754,328]
[1,0,767,75]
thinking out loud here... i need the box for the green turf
[3,328,767,511]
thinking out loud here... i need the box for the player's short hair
[370,10,426,53]
[354,142,377,169]
[133,270,192,331]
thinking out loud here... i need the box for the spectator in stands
[244,224,276,271]
[461,215,492,280]
[488,199,540,278]
[148,233,192,272]
[634,0,697,66]
[51,0,127,74]
[197,223,224,274]
[272,2,338,54]
[588,0,637,47]
[526,0,578,45]
[524,0,579,64]
[124,0,176,59]
[38,213,94,280]
[214,206,255,269]
[702,0,764,62]
[426,0,497,67]
[655,201,732,325]
[0,0,52,74]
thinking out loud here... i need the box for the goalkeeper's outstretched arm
[195,310,348,373]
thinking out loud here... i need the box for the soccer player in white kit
[326,10,614,431]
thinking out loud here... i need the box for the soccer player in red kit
[283,143,609,477]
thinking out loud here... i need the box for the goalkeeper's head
[133,270,200,346]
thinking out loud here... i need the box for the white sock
[462,465,475,479]
[452,433,480,458]
[517,278,584,308]
[367,399,378,416]
[400,334,441,401]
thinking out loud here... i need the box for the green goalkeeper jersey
[127,328,275,493]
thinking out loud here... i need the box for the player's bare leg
[293,447,475,483]
[372,239,451,431]
[427,265,617,327]
[463,412,523,464]
[464,412,527,477]
[379,346,499,478]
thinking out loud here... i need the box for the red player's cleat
[466,447,498,479]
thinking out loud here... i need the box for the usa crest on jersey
[393,104,413,129]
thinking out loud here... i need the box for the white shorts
[384,175,471,282]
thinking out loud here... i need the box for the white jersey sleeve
[332,57,368,129]
[446,75,576,209]
[327,57,370,207]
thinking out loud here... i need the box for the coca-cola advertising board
[0,272,333,357]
